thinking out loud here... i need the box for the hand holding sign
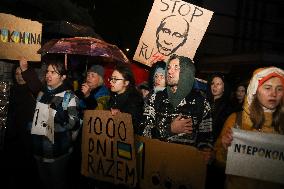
[222,127,233,150]
[110,108,121,116]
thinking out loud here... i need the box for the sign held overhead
[134,0,213,66]
[0,13,42,61]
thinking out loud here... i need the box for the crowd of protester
[0,54,283,189]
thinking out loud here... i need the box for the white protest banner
[226,128,284,184]
[31,102,55,143]
[81,110,137,187]
[133,0,213,66]
[0,13,42,61]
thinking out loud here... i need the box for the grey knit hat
[88,65,104,78]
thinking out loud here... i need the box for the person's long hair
[113,64,136,91]
[207,73,231,103]
[250,95,283,134]
[273,99,284,134]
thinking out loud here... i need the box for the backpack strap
[62,90,72,111]
[235,111,242,129]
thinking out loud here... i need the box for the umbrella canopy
[43,21,103,39]
[38,37,129,63]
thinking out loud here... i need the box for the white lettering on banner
[31,102,55,143]
[226,128,284,184]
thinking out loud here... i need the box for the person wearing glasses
[108,64,144,133]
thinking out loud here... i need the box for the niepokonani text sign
[226,128,284,184]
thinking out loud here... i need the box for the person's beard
[167,75,178,86]
[167,80,178,87]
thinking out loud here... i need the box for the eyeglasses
[108,77,124,83]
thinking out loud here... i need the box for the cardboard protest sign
[81,110,137,187]
[136,136,207,189]
[134,0,213,66]
[226,128,284,184]
[0,13,42,61]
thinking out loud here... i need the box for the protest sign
[226,128,284,184]
[136,136,206,189]
[134,0,213,66]
[0,13,42,61]
[81,110,137,187]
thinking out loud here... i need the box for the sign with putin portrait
[0,13,42,61]
[81,110,137,187]
[134,0,213,66]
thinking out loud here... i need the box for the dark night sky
[91,1,153,57]
[1,0,283,78]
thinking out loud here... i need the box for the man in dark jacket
[139,54,214,163]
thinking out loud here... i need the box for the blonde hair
[249,96,265,130]
[273,99,284,134]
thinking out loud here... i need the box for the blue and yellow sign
[0,13,42,61]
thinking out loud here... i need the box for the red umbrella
[38,37,129,64]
